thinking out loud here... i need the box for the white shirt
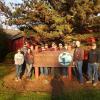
[14,53,24,65]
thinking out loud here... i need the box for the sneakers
[93,83,97,87]
[86,80,92,84]
[15,77,21,82]
[86,80,97,87]
[15,79,19,82]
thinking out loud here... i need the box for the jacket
[88,49,100,63]
[73,47,84,61]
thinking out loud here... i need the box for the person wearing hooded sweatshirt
[86,43,100,86]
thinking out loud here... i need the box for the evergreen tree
[7,0,100,43]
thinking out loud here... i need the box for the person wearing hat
[86,43,100,86]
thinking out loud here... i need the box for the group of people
[14,40,100,86]
[14,41,34,81]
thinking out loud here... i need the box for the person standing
[14,49,24,81]
[50,42,58,75]
[62,43,74,78]
[25,48,34,79]
[87,43,100,86]
[73,41,84,84]
[58,43,64,51]
[40,44,46,76]
[21,44,28,76]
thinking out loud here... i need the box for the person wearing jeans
[87,43,100,86]
[73,41,84,84]
[88,63,99,82]
[25,48,34,79]
[14,49,24,81]
[75,61,83,83]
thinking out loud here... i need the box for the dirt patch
[3,70,100,94]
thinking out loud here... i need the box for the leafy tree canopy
[7,0,100,43]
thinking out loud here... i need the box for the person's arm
[97,50,100,63]
[14,54,16,62]
[20,54,24,65]
[81,48,84,60]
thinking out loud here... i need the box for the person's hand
[73,62,75,66]
[94,62,99,66]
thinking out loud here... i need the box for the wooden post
[35,67,39,79]
[35,45,39,52]
[68,67,72,80]
[34,46,39,79]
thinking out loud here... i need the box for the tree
[7,0,100,43]
[0,0,11,15]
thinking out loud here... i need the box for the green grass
[0,63,100,100]
[0,89,100,100]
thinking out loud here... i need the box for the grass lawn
[0,63,100,100]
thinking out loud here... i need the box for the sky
[4,0,23,11]
[0,0,23,29]
[4,0,23,4]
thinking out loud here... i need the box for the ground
[3,64,100,93]
[1,63,100,100]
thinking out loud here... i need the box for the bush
[5,52,15,63]
[0,32,9,62]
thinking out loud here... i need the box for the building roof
[3,29,24,40]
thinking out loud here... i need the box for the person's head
[17,49,21,54]
[41,44,45,50]
[23,44,27,48]
[72,41,76,48]
[67,44,72,51]
[91,43,96,50]
[76,41,80,47]
[45,43,48,49]
[51,42,55,47]
[64,43,68,50]
[27,48,31,54]
[30,45,34,51]
[59,43,63,49]
[54,44,57,49]
[25,41,28,45]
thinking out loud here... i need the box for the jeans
[40,67,48,75]
[16,65,22,79]
[62,67,67,76]
[87,63,99,83]
[26,63,33,77]
[75,61,83,83]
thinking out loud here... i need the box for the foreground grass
[0,63,100,100]
[0,89,100,100]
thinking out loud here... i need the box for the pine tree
[7,0,100,43]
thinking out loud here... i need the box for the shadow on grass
[0,63,15,79]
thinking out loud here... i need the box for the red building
[4,29,25,51]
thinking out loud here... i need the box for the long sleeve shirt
[88,49,100,63]
[73,47,84,61]
[14,53,24,65]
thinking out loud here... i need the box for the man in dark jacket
[73,41,84,84]
[87,43,100,86]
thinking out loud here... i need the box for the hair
[28,48,33,55]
